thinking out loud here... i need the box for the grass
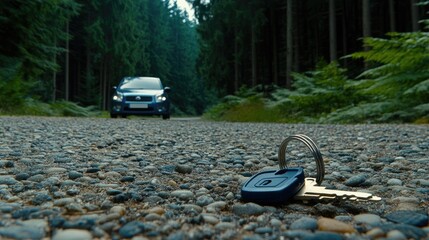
[0,98,100,117]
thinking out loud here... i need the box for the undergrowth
[0,98,100,117]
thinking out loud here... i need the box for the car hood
[119,89,164,95]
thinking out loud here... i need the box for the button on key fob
[241,167,305,204]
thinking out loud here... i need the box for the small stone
[387,178,403,186]
[175,165,193,174]
[255,227,272,234]
[0,176,18,185]
[54,198,75,206]
[232,203,266,216]
[110,206,126,216]
[182,204,203,214]
[354,213,382,226]
[145,213,162,221]
[290,217,318,230]
[206,201,227,213]
[68,171,83,180]
[344,174,367,187]
[147,207,165,215]
[392,197,421,211]
[171,190,194,200]
[366,227,385,238]
[334,215,352,222]
[226,192,234,200]
[0,225,45,240]
[120,176,135,182]
[215,222,235,231]
[314,203,340,218]
[386,230,407,240]
[318,217,356,233]
[202,214,219,224]
[46,167,67,174]
[196,195,214,206]
[106,189,123,195]
[52,229,92,240]
[385,210,429,227]
[379,223,427,239]
[86,168,100,173]
[270,218,282,228]
[31,193,52,205]
[307,231,345,240]
[15,173,30,181]
[66,189,80,196]
[119,221,146,238]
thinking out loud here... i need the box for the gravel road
[0,116,428,239]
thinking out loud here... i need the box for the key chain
[241,134,323,204]
[241,134,381,204]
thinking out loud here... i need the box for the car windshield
[119,77,162,90]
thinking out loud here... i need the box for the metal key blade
[294,178,381,201]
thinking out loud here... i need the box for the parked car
[110,77,171,119]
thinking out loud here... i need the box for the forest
[1,0,429,123]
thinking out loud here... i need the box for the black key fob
[241,167,305,204]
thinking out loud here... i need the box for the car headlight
[156,94,167,102]
[113,92,123,102]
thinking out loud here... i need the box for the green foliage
[204,63,360,122]
[50,100,99,117]
[0,99,99,117]
[0,56,27,111]
[270,62,362,120]
[334,29,429,123]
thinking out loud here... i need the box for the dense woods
[192,0,428,94]
[0,0,208,116]
[0,0,428,122]
[199,0,429,123]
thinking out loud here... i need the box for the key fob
[241,167,305,204]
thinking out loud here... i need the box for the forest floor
[0,116,428,239]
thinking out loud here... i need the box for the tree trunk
[362,0,371,51]
[251,24,257,87]
[52,38,57,102]
[411,0,419,31]
[65,21,70,101]
[389,0,396,32]
[234,26,239,92]
[286,0,292,89]
[329,0,337,62]
[341,0,349,67]
[270,7,278,86]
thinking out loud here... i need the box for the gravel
[0,116,428,239]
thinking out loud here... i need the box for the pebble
[175,164,193,174]
[385,210,429,227]
[386,229,407,240]
[354,213,382,226]
[52,229,92,240]
[290,217,318,230]
[317,217,356,233]
[344,174,367,187]
[171,190,194,200]
[1,117,428,239]
[119,221,146,238]
[232,203,266,216]
[387,178,403,186]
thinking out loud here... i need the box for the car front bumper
[111,101,169,116]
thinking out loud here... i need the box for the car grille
[124,107,154,112]
[125,96,152,102]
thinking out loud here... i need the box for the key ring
[278,134,325,185]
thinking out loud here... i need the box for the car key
[241,134,324,204]
[241,167,305,204]
[294,178,381,201]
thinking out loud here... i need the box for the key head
[241,167,305,204]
